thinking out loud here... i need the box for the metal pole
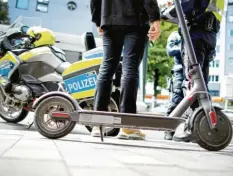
[173,0,198,65]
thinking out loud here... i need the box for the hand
[148,21,161,41]
[97,27,103,36]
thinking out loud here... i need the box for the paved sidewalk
[0,127,233,176]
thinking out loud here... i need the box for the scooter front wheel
[193,109,232,151]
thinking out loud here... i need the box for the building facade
[208,0,233,97]
[7,0,101,63]
[8,0,97,35]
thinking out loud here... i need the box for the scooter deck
[64,110,186,131]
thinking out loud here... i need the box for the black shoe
[164,131,175,140]
[173,130,193,142]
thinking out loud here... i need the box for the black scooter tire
[193,109,232,151]
[34,96,76,139]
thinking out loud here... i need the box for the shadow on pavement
[0,122,30,130]
[0,122,89,135]
[58,138,233,155]
[58,138,209,152]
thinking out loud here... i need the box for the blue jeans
[166,58,185,116]
[94,25,149,113]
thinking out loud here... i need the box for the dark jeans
[171,69,184,101]
[166,29,216,116]
[186,33,215,111]
[166,62,185,116]
[183,27,216,86]
[94,25,149,113]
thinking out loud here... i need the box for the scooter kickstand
[27,122,34,129]
[99,126,104,142]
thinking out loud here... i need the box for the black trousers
[94,25,149,113]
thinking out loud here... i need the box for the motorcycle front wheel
[0,89,29,123]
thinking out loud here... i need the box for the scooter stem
[173,0,198,65]
[173,0,217,129]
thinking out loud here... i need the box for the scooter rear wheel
[34,96,76,139]
[193,109,232,151]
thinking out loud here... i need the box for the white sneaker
[91,126,105,137]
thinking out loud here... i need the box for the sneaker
[91,126,105,137]
[116,128,146,140]
[164,131,175,140]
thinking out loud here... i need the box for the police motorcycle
[0,16,69,124]
[0,16,121,136]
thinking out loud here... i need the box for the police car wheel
[193,109,232,151]
[34,96,76,139]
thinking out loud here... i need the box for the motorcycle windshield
[0,16,42,38]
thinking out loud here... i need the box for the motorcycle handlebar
[1,32,33,51]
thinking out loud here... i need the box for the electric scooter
[37,0,232,151]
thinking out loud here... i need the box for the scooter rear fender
[32,91,80,111]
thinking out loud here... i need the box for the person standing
[90,0,161,139]
[164,31,185,140]
[161,0,224,142]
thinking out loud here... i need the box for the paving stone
[129,148,233,172]
[0,134,22,140]
[0,139,21,157]
[2,148,61,160]
[0,158,68,176]
[194,171,233,176]
[55,139,93,150]
[12,139,57,150]
[63,154,124,167]
[110,152,168,165]
[0,130,25,135]
[133,165,201,176]
[161,150,233,171]
[70,167,142,176]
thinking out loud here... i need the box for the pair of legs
[164,58,185,140]
[166,62,185,116]
[165,28,216,141]
[92,25,149,139]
